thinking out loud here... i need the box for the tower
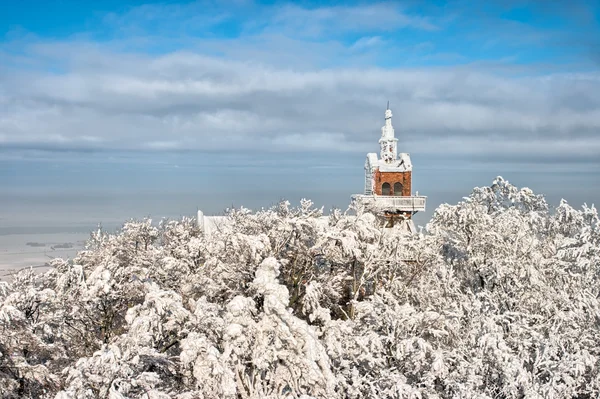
[354,105,426,230]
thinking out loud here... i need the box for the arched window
[382,182,391,195]
[394,182,403,196]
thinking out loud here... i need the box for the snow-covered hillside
[1,177,599,398]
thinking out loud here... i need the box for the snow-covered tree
[0,177,598,398]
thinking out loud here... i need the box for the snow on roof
[366,153,378,168]
[197,211,230,235]
[366,152,412,172]
[379,152,412,172]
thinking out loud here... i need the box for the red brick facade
[373,170,412,196]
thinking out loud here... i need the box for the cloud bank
[1,1,599,166]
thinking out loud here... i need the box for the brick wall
[373,170,412,196]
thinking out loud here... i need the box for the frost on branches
[1,179,599,398]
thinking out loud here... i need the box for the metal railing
[353,195,427,212]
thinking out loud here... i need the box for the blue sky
[1,0,599,229]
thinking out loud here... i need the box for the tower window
[382,182,391,195]
[394,182,403,196]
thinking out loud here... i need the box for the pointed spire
[380,105,397,162]
[387,100,389,110]
[384,104,393,122]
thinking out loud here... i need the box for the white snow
[0,180,598,398]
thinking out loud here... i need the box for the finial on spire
[387,100,389,110]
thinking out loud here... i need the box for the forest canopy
[1,177,599,398]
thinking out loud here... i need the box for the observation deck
[352,195,427,213]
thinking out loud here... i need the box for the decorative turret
[355,105,426,230]
[379,106,397,163]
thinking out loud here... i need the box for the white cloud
[351,36,385,50]
[0,1,598,167]
[265,3,438,37]
[143,141,183,150]
[1,46,598,165]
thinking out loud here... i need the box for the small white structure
[197,210,230,235]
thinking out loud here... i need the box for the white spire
[379,104,397,163]
[381,108,394,139]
